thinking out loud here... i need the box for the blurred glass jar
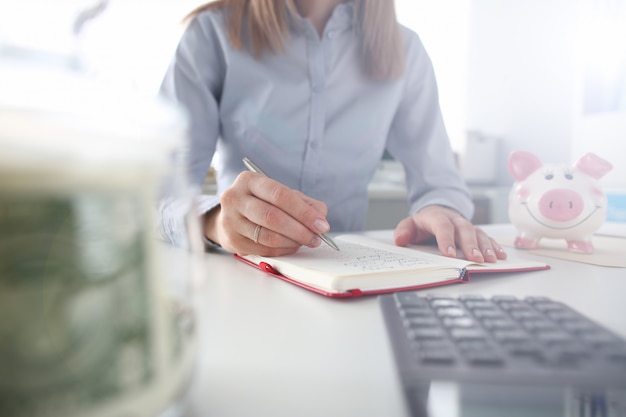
[0,3,201,417]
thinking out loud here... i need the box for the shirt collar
[288,1,354,35]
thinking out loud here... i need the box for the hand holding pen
[243,158,339,251]
[201,157,339,256]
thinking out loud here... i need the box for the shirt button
[326,31,335,39]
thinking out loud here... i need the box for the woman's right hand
[203,171,331,256]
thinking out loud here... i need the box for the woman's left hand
[393,205,507,263]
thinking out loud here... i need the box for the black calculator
[379,293,626,416]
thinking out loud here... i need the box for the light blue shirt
[159,1,473,242]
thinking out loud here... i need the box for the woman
[160,0,507,262]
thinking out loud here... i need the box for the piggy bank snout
[538,189,584,222]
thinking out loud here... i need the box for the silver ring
[253,224,262,244]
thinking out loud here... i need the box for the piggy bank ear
[575,153,613,179]
[508,151,542,181]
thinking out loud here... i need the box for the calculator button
[459,294,486,301]
[418,349,457,365]
[524,296,551,303]
[532,301,566,312]
[561,320,596,333]
[509,309,542,320]
[472,309,505,319]
[504,341,545,359]
[463,350,504,366]
[413,339,455,350]
[403,316,438,328]
[481,318,518,330]
[551,343,592,364]
[491,295,518,302]
[604,347,626,364]
[499,301,532,310]
[435,307,466,317]
[535,330,574,345]
[400,307,433,318]
[520,319,559,332]
[442,317,475,328]
[457,340,493,351]
[492,329,531,342]
[580,331,620,347]
[407,327,446,340]
[395,293,428,307]
[449,328,487,341]
[430,299,461,308]
[547,310,581,322]
[464,300,495,309]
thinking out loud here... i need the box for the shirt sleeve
[157,12,226,246]
[385,28,474,221]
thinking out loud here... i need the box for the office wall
[571,0,626,191]
[395,0,470,153]
[466,0,579,186]
[466,0,624,191]
[79,0,204,95]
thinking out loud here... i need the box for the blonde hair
[185,0,404,80]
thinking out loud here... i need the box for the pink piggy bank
[507,151,613,253]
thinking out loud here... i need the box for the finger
[248,221,322,250]
[491,238,508,260]
[245,173,330,239]
[217,204,303,253]
[470,229,508,263]
[237,222,309,257]
[252,223,262,244]
[452,220,485,263]
[429,217,459,259]
[393,217,417,247]
[236,235,303,257]
[221,172,322,249]
[394,215,441,247]
[246,200,324,248]
[298,191,328,217]
[402,206,461,257]
[218,180,307,252]
[475,229,498,263]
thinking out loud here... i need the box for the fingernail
[472,248,484,261]
[485,248,494,256]
[314,219,330,233]
[447,246,457,257]
[309,236,322,247]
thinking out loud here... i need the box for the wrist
[202,205,222,249]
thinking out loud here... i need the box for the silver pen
[242,157,340,251]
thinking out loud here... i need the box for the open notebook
[236,234,550,298]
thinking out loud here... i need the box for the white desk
[181,224,626,417]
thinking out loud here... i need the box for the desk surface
[181,224,626,417]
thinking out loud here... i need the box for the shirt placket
[301,23,327,193]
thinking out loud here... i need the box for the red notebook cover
[234,254,550,298]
